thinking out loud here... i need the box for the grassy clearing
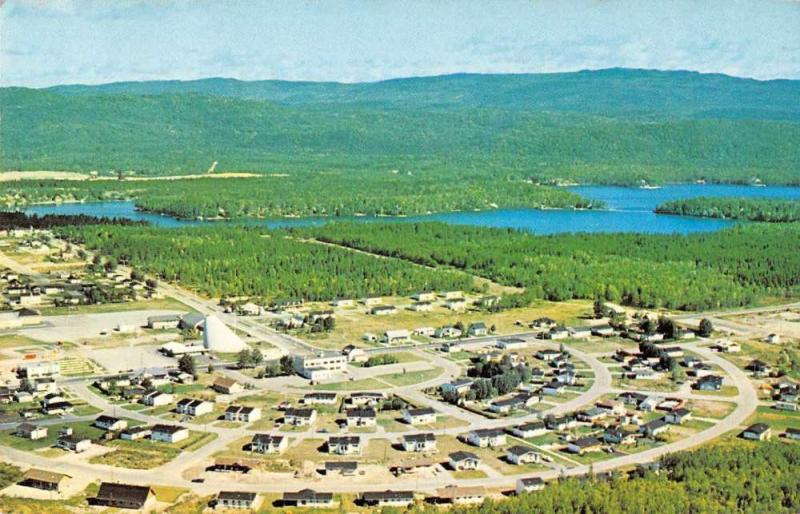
[90,439,182,469]
[0,420,104,452]
[0,334,50,349]
[694,385,739,398]
[296,298,591,350]
[312,378,389,391]
[38,297,193,316]
[151,485,188,503]
[451,469,488,479]
[379,367,443,387]
[745,406,800,434]
[685,399,736,419]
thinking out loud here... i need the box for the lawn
[694,385,739,398]
[312,378,389,391]
[684,399,736,419]
[744,406,800,434]
[151,486,188,503]
[379,367,443,387]
[451,469,488,479]
[38,297,193,316]
[0,334,50,349]
[90,439,182,469]
[0,421,104,452]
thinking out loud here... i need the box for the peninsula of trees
[656,197,800,222]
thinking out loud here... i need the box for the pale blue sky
[1,0,799,87]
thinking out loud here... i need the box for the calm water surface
[23,184,800,235]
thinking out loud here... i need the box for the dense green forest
[56,225,473,300]
[296,222,800,309]
[2,69,799,186]
[0,174,596,218]
[46,68,800,121]
[0,212,144,230]
[656,197,800,222]
[423,443,800,514]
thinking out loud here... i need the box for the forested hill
[46,68,800,120]
[2,86,799,184]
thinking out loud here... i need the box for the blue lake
[23,184,800,235]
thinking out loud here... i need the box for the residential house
[401,432,437,452]
[467,322,488,337]
[435,326,462,339]
[414,327,436,337]
[328,436,361,455]
[509,421,547,439]
[370,305,397,316]
[516,477,545,495]
[496,338,527,350]
[448,451,480,470]
[412,292,437,302]
[466,428,506,448]
[408,301,433,312]
[341,345,367,363]
[225,405,262,423]
[20,468,69,492]
[665,408,692,425]
[348,392,386,407]
[16,423,47,441]
[742,423,771,441]
[785,427,800,440]
[362,490,414,508]
[403,407,436,425]
[151,424,189,443]
[641,419,670,437]
[531,317,556,329]
[444,299,467,311]
[283,489,334,508]
[304,392,338,405]
[284,408,317,426]
[441,379,473,396]
[603,427,637,445]
[92,483,154,511]
[591,325,616,337]
[694,375,723,391]
[747,360,772,377]
[250,434,287,454]
[383,330,411,344]
[323,461,358,476]
[212,376,243,395]
[536,349,562,362]
[94,415,128,432]
[435,486,486,505]
[567,327,592,339]
[141,391,173,407]
[346,408,377,427]
[545,327,569,340]
[176,398,213,417]
[542,381,566,396]
[506,445,540,465]
[216,491,260,510]
[120,426,151,441]
[57,434,91,453]
[566,437,603,455]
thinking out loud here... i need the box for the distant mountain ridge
[43,68,800,121]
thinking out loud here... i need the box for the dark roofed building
[283,489,334,507]
[362,490,415,507]
[92,482,154,510]
[216,491,259,510]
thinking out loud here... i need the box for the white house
[466,429,506,448]
[94,415,128,432]
[250,434,288,454]
[175,398,213,417]
[506,445,540,465]
[284,408,317,426]
[403,407,436,425]
[516,477,545,495]
[401,432,437,452]
[142,391,173,407]
[328,436,361,455]
[382,330,411,345]
[448,451,480,470]
[346,408,377,427]
[151,424,189,443]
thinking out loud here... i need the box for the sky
[1,0,799,87]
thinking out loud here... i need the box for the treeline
[419,443,800,514]
[2,87,798,185]
[0,174,598,218]
[297,221,800,309]
[656,197,800,222]
[55,225,473,301]
[0,212,144,230]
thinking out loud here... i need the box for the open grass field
[745,405,800,434]
[38,297,193,316]
[312,378,390,391]
[0,334,51,349]
[296,298,591,350]
[90,439,182,469]
[0,420,104,452]
[379,367,443,387]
